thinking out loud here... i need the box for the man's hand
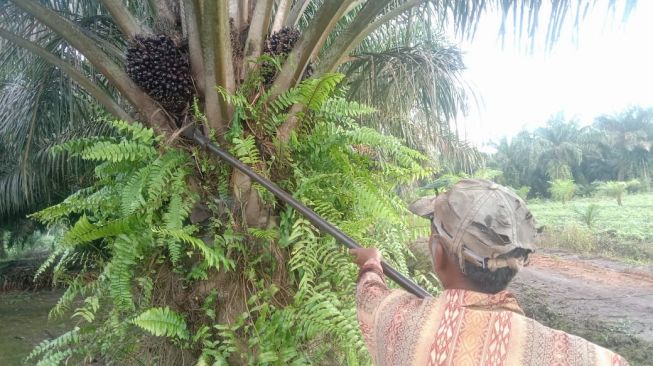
[349,247,382,268]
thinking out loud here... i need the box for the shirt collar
[443,289,525,315]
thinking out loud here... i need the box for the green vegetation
[594,180,642,206]
[23,78,439,364]
[548,179,576,204]
[491,108,653,198]
[487,106,653,263]
[573,203,601,229]
[529,193,653,261]
[0,0,640,364]
[596,181,627,205]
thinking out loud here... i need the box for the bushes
[514,186,531,201]
[528,193,653,262]
[573,204,601,228]
[596,181,627,205]
[592,180,647,205]
[541,223,595,253]
[549,179,576,203]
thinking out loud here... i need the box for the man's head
[409,179,538,294]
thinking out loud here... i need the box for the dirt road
[509,250,653,364]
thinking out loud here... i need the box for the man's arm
[350,248,392,363]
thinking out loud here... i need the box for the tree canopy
[490,106,653,197]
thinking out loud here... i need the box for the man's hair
[462,263,517,294]
[460,248,530,294]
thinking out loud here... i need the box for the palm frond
[343,39,480,171]
[0,0,136,221]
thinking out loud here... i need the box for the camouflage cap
[409,179,537,272]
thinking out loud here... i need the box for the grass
[528,193,653,262]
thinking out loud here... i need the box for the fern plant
[29,119,222,364]
[30,74,438,365]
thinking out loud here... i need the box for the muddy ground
[0,290,70,365]
[510,250,653,365]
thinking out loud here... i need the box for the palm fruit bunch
[125,34,192,114]
[264,27,301,55]
[262,27,313,85]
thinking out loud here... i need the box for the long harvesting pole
[188,128,431,299]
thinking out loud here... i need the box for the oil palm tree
[491,130,543,189]
[0,0,471,222]
[0,0,638,363]
[0,0,636,222]
[534,115,584,181]
[594,106,653,182]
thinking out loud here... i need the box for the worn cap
[409,179,537,272]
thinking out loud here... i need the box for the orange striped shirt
[356,259,628,365]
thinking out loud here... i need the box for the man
[350,179,627,365]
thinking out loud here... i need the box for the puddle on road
[0,291,71,366]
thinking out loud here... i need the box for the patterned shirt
[356,258,628,366]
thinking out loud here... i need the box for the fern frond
[215,86,254,116]
[29,187,96,224]
[230,136,261,165]
[270,88,301,114]
[163,193,193,231]
[317,97,376,127]
[320,97,375,118]
[120,165,150,216]
[136,276,154,306]
[72,296,100,323]
[94,160,140,179]
[62,216,138,246]
[247,227,279,241]
[146,150,189,202]
[132,307,189,340]
[298,73,345,111]
[108,120,157,145]
[27,327,80,361]
[81,140,157,163]
[153,227,234,271]
[34,350,73,366]
[49,277,90,319]
[51,137,116,156]
[33,246,64,281]
[108,235,140,312]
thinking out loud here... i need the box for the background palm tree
[491,130,543,189]
[594,106,653,182]
[534,115,584,181]
[488,106,653,198]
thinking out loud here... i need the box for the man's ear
[435,238,447,271]
[430,235,446,272]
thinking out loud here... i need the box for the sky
[454,1,653,150]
